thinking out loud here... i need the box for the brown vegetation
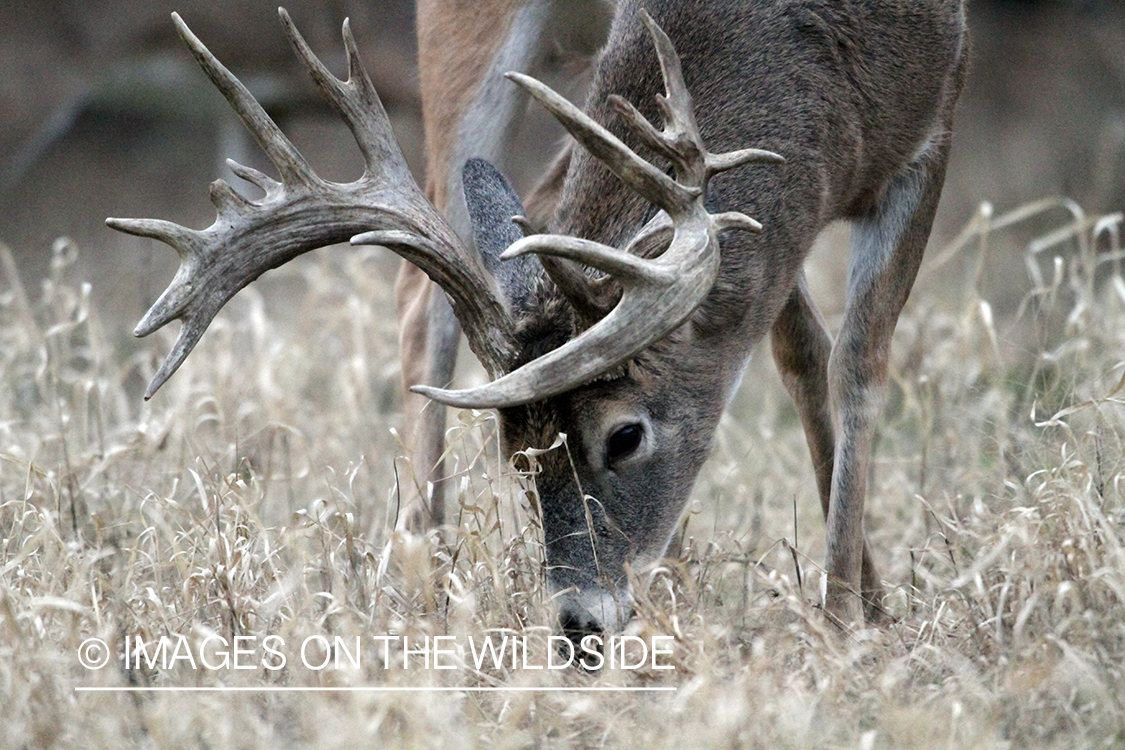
[1,198,1123,747]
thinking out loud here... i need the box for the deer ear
[462,158,540,312]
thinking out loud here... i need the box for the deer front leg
[824,136,952,627]
[770,274,883,619]
[396,0,611,529]
[397,0,544,531]
[394,262,460,529]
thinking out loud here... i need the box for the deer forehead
[498,371,650,454]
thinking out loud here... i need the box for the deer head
[107,8,781,638]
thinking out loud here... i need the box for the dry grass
[1,201,1124,749]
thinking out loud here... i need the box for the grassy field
[1,198,1124,749]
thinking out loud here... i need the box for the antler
[412,11,783,408]
[107,9,516,398]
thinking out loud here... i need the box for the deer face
[463,146,738,636]
[497,345,726,637]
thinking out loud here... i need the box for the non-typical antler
[411,11,783,408]
[107,9,517,398]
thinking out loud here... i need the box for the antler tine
[538,255,620,324]
[525,214,675,331]
[171,12,315,189]
[503,235,676,285]
[642,10,695,165]
[278,9,404,181]
[622,211,675,258]
[506,72,698,215]
[109,10,517,398]
[226,159,281,195]
[413,13,775,409]
[141,278,223,400]
[105,215,211,343]
[612,11,786,188]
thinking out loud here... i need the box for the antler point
[499,244,530,261]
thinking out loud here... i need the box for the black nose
[558,605,605,651]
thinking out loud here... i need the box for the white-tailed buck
[107,0,967,634]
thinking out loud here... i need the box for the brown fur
[415,0,526,211]
[394,0,528,528]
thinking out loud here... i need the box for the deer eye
[606,423,643,466]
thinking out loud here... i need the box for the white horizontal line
[75,686,676,693]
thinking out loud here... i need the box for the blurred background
[0,0,1123,344]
